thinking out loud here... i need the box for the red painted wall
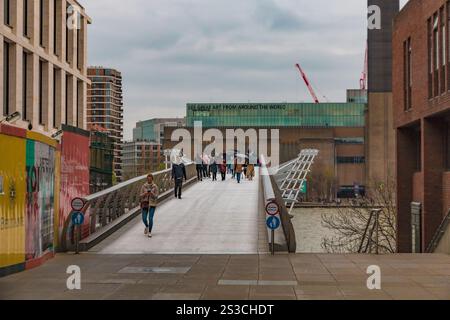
[59,129,90,242]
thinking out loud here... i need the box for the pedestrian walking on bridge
[220,160,227,181]
[235,159,243,183]
[210,159,218,181]
[140,174,159,238]
[172,162,187,199]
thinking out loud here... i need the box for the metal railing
[61,161,197,252]
[426,208,450,253]
[260,155,296,253]
[358,208,382,254]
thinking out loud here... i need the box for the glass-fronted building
[133,118,186,144]
[186,103,366,128]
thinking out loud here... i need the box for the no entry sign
[71,198,85,211]
[265,201,280,216]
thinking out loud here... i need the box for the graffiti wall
[0,131,26,270]
[25,140,56,261]
[1,125,89,276]
[0,127,59,275]
[59,126,90,240]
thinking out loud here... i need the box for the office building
[122,140,162,180]
[133,117,185,144]
[1,0,91,133]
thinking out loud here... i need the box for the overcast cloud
[78,0,409,140]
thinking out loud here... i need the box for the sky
[79,0,409,141]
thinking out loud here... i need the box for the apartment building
[1,0,91,133]
[87,67,124,182]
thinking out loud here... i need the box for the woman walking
[246,163,255,181]
[220,160,227,181]
[140,173,159,238]
[235,159,243,184]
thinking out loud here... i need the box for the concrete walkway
[1,253,450,300]
[91,173,265,254]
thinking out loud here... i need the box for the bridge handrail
[60,160,196,252]
[260,155,296,253]
[426,208,450,253]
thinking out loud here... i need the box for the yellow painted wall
[0,134,26,268]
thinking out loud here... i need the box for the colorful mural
[25,140,56,261]
[1,125,89,276]
[59,127,90,240]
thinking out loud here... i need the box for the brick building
[122,140,162,181]
[393,0,450,253]
[366,0,399,190]
[164,101,367,199]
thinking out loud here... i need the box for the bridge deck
[91,172,264,254]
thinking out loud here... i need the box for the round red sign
[71,198,85,211]
[265,201,280,216]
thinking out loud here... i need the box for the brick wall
[443,172,450,216]
[394,0,450,252]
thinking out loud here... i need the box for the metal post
[75,225,80,255]
[375,210,379,255]
[271,229,275,255]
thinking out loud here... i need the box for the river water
[291,207,349,253]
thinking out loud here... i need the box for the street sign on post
[266,216,280,230]
[266,216,281,256]
[71,197,86,211]
[265,201,280,216]
[71,211,84,254]
[72,211,84,225]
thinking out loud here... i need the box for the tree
[307,166,337,202]
[321,178,397,254]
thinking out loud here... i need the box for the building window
[23,51,28,120]
[3,42,10,116]
[429,18,433,99]
[336,157,365,164]
[77,17,84,70]
[434,14,440,97]
[39,0,44,47]
[24,0,30,37]
[446,121,450,170]
[335,137,364,144]
[4,0,11,26]
[441,7,446,94]
[53,0,58,55]
[65,4,70,63]
[404,38,412,111]
[39,60,44,125]
[77,80,83,128]
[53,68,57,128]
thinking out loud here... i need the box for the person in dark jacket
[210,159,218,181]
[220,160,227,181]
[172,163,187,199]
[195,154,203,181]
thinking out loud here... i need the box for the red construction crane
[360,43,368,90]
[295,63,320,104]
